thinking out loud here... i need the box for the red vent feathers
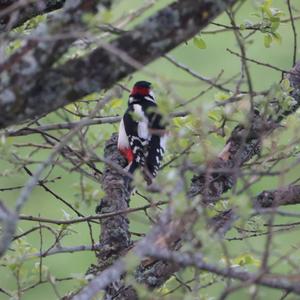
[119,147,134,163]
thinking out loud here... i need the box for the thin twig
[287,0,298,66]
[19,201,167,225]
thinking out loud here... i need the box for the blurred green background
[1,0,300,299]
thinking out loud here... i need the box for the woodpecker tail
[123,161,139,195]
[142,166,154,185]
[126,160,154,184]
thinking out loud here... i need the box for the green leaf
[110,98,123,109]
[264,0,273,7]
[272,32,282,45]
[264,34,272,48]
[193,36,207,49]
[233,253,261,267]
[271,21,280,32]
[172,116,189,127]
[261,0,273,17]
[208,111,220,122]
[281,78,291,91]
[215,92,230,101]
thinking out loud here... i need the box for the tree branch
[85,133,135,299]
[0,92,114,259]
[189,62,300,200]
[0,0,237,129]
[0,0,101,131]
[0,201,17,257]
[73,233,300,300]
[0,0,66,32]
[256,185,300,208]
[73,61,300,299]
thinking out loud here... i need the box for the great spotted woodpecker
[118,81,167,184]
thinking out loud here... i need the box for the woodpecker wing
[118,95,167,180]
[143,104,167,178]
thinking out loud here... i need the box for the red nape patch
[131,86,150,96]
[119,147,134,163]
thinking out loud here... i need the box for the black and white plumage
[117,81,167,184]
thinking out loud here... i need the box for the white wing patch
[133,104,150,141]
[117,118,129,149]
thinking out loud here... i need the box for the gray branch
[95,133,131,258]
[0,0,237,129]
[138,245,300,295]
[0,0,101,130]
[213,184,300,235]
[256,185,300,208]
[0,201,17,257]
[73,231,300,300]
[85,133,135,300]
[189,62,300,201]
[0,93,113,259]
[0,0,66,32]
[73,61,300,299]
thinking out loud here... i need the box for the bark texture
[0,0,237,129]
[0,0,65,32]
[75,62,300,299]
[94,133,135,299]
[256,185,300,207]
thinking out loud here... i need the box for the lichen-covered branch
[205,183,300,238]
[74,226,300,300]
[94,133,131,259]
[0,0,66,32]
[0,201,17,257]
[138,245,300,295]
[0,0,101,129]
[75,62,300,298]
[256,185,300,208]
[0,93,113,260]
[0,0,237,129]
[92,133,135,300]
[189,62,300,200]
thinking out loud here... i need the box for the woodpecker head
[129,81,155,102]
